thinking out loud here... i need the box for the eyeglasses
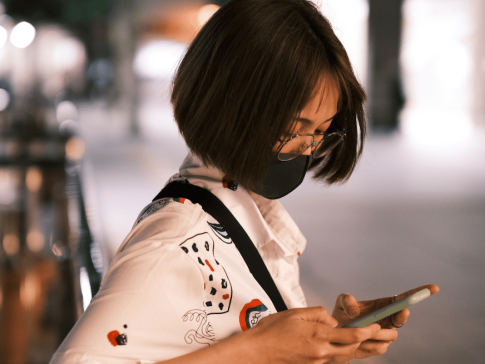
[277,129,346,161]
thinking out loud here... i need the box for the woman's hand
[159,305,400,364]
[332,284,440,328]
[246,306,383,363]
[328,284,440,361]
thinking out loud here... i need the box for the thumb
[293,306,339,327]
[336,293,360,318]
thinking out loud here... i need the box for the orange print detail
[205,260,214,272]
[223,294,230,300]
[108,330,120,346]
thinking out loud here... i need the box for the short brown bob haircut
[171,0,366,191]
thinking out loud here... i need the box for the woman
[51,0,438,363]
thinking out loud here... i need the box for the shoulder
[117,197,205,254]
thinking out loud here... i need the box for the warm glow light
[56,100,78,122]
[65,136,85,161]
[26,166,42,192]
[3,233,19,255]
[197,4,220,27]
[20,273,39,308]
[27,230,45,252]
[0,26,7,48]
[10,21,36,49]
[0,88,9,111]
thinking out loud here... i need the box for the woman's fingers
[369,328,398,342]
[358,340,393,356]
[291,306,339,327]
[325,324,381,344]
[254,308,391,363]
[318,325,383,359]
[355,329,398,358]
[381,284,438,328]
[387,308,410,328]
[336,293,360,318]
[394,284,440,302]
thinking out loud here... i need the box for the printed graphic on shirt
[222,175,238,191]
[239,299,271,331]
[107,325,128,346]
[169,174,190,185]
[136,199,172,225]
[180,233,233,314]
[207,222,232,244]
[182,310,215,346]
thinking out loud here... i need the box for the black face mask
[252,154,310,199]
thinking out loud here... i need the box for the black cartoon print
[179,233,233,315]
[207,222,232,244]
[182,310,215,346]
[169,174,190,185]
[136,199,172,225]
[179,233,234,347]
[107,324,128,346]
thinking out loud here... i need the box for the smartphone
[342,288,431,328]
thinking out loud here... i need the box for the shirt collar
[174,152,306,256]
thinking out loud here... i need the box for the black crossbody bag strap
[153,182,288,312]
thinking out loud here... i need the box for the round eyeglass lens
[278,135,313,161]
[313,133,344,158]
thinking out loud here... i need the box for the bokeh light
[53,37,86,71]
[0,26,7,48]
[56,101,78,122]
[80,267,92,311]
[51,241,63,257]
[27,230,45,252]
[197,4,220,28]
[318,0,369,85]
[26,166,43,192]
[401,108,474,148]
[10,21,36,49]
[3,233,19,256]
[65,136,85,161]
[0,169,19,205]
[133,40,186,80]
[20,273,39,308]
[0,88,10,111]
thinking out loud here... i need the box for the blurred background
[0,0,483,363]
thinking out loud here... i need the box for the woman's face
[279,79,340,155]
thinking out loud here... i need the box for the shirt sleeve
[50,203,212,364]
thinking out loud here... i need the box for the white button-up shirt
[50,153,307,364]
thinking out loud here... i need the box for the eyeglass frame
[276,129,346,161]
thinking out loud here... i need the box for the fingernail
[332,320,338,327]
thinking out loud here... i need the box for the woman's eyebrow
[296,112,338,125]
